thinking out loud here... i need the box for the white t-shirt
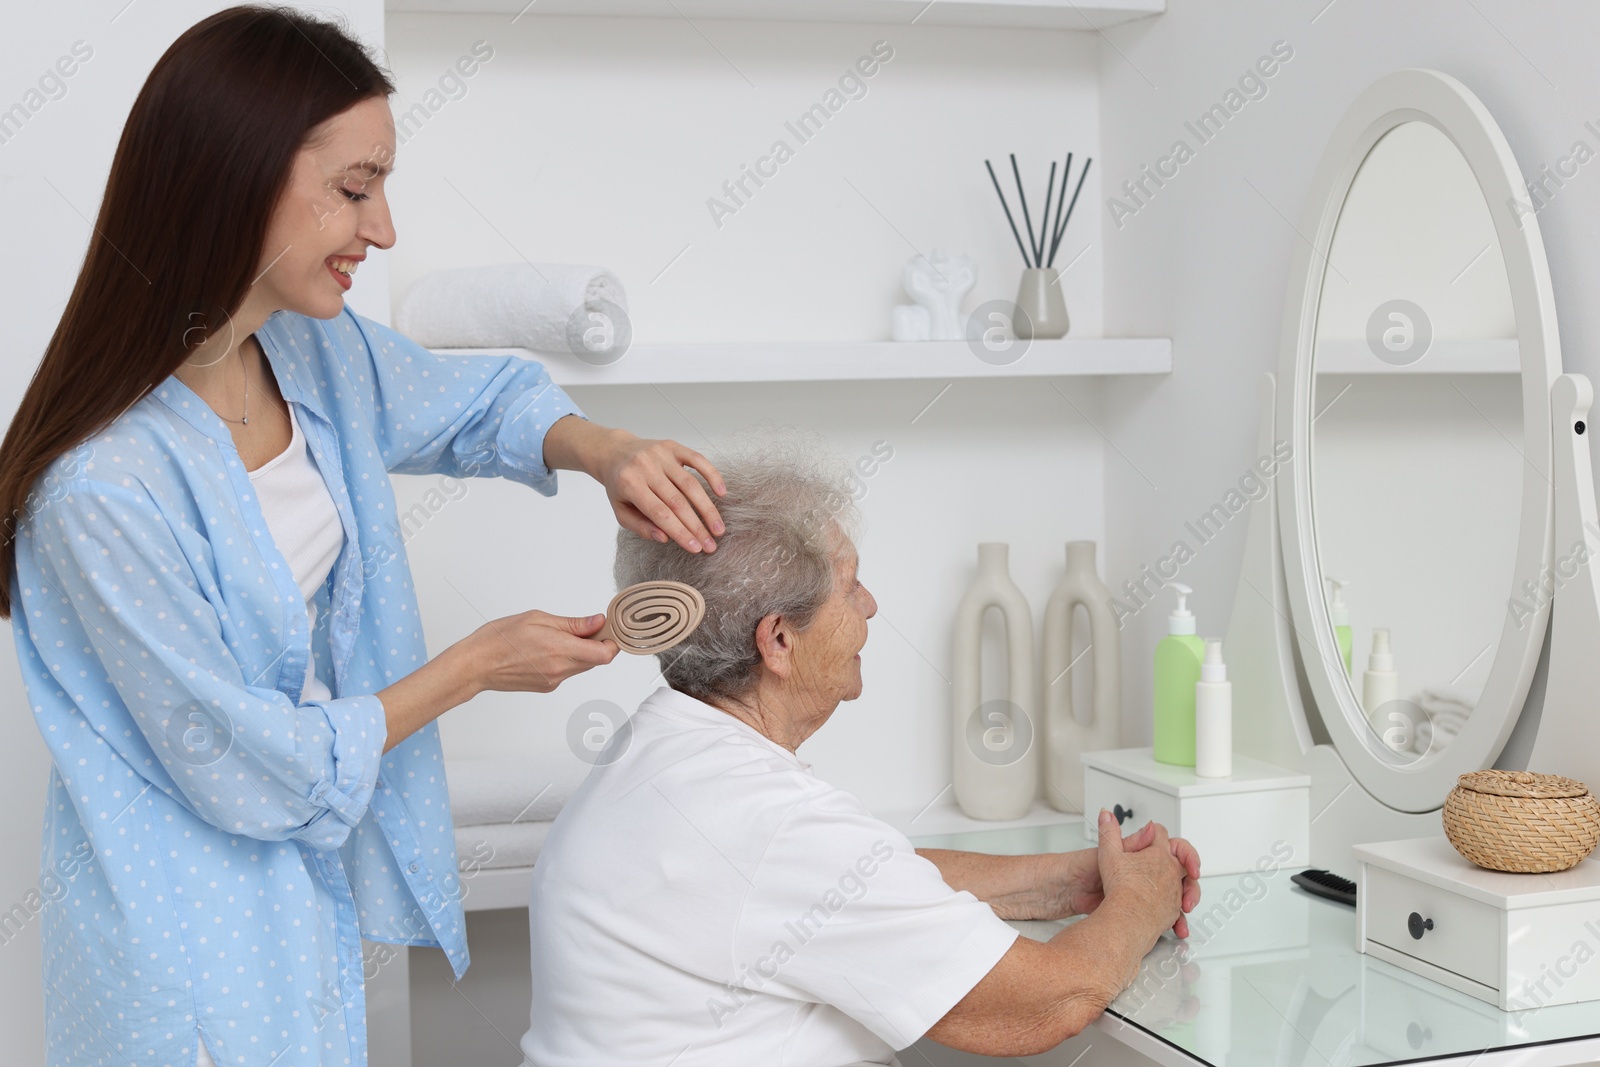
[248,407,344,702]
[522,686,1019,1067]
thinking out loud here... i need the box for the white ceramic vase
[952,543,1038,820]
[1042,541,1122,814]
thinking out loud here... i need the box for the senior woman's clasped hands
[1083,813,1202,941]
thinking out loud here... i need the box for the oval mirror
[1279,70,1560,813]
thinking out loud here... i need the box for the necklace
[214,345,251,426]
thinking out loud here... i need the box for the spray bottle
[1194,640,1233,778]
[1363,628,1398,733]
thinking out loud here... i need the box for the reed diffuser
[984,152,1092,339]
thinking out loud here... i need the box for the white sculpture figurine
[892,249,976,341]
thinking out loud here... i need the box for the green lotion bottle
[1153,582,1206,766]
[1327,577,1352,676]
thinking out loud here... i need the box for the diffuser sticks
[984,152,1093,269]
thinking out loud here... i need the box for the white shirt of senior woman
[521,686,1020,1067]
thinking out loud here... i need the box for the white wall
[1098,0,1600,743]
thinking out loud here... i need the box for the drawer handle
[1113,804,1134,826]
[1407,912,1434,940]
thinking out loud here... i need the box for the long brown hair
[0,5,394,617]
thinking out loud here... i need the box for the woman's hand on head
[595,430,728,553]
[541,416,727,553]
[458,610,619,694]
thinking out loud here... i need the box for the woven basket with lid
[1442,770,1600,873]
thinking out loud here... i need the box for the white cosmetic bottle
[1363,628,1399,732]
[1194,639,1233,778]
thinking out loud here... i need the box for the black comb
[1291,868,1357,907]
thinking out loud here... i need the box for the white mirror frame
[1277,69,1561,813]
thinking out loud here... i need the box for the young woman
[0,6,725,1065]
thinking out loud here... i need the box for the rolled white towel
[1405,686,1478,756]
[1414,685,1479,717]
[446,757,573,828]
[395,262,629,357]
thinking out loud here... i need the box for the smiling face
[252,95,397,320]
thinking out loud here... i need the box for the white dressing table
[909,822,1600,1067]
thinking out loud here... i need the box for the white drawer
[1364,865,1501,990]
[1084,766,1179,838]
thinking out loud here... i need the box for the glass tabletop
[909,822,1600,1066]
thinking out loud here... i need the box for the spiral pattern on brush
[603,581,706,655]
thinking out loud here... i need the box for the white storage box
[1355,836,1600,1011]
[1081,746,1311,876]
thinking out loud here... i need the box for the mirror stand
[1525,374,1600,785]
[1224,370,1600,875]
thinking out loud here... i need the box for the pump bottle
[1153,583,1206,766]
[1327,577,1353,676]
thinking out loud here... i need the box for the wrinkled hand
[593,432,727,553]
[459,610,619,694]
[1164,831,1202,937]
[1118,820,1202,938]
[1052,846,1112,920]
[1096,810,1189,942]
[1064,821,1201,937]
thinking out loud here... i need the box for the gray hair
[613,432,862,702]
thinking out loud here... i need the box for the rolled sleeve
[334,306,585,492]
[20,479,388,849]
[293,692,387,848]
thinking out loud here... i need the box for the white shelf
[386,0,1164,31]
[427,338,1170,385]
[1315,337,1519,374]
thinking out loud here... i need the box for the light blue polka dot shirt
[9,305,583,1067]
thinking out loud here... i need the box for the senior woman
[523,440,1202,1066]
[2,8,729,1066]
